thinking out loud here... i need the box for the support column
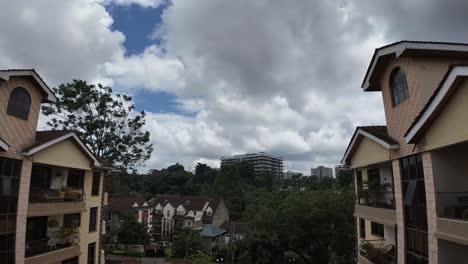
[392,159,405,264]
[422,152,438,264]
[15,158,32,264]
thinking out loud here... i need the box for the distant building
[335,165,345,178]
[284,170,302,179]
[148,195,229,241]
[311,166,333,178]
[220,152,284,177]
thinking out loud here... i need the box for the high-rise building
[220,152,284,177]
[0,69,111,264]
[284,170,302,180]
[310,166,333,178]
[342,41,468,263]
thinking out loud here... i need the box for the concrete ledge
[436,217,468,246]
[28,202,86,217]
[354,204,396,226]
[25,245,80,264]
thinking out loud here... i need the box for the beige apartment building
[342,41,468,264]
[0,69,111,264]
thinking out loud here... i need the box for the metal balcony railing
[29,188,84,203]
[436,192,468,221]
[25,238,73,257]
[359,239,396,264]
[357,188,395,209]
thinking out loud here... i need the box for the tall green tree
[117,212,150,247]
[42,80,153,169]
[172,227,204,258]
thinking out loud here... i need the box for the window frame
[87,242,96,264]
[88,207,98,232]
[6,87,31,120]
[371,221,385,237]
[64,213,81,228]
[389,67,410,107]
[91,172,100,196]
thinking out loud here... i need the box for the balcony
[355,188,396,226]
[25,238,80,264]
[359,239,396,264]
[435,192,468,245]
[28,189,86,217]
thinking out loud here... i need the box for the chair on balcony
[47,238,58,250]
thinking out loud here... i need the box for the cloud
[8,0,468,174]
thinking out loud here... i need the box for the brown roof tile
[24,130,74,152]
[358,126,398,145]
[108,197,146,213]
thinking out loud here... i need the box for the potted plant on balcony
[53,226,79,246]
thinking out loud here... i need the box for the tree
[42,80,153,169]
[237,230,282,264]
[117,212,150,247]
[188,251,216,264]
[337,170,354,188]
[194,163,216,184]
[172,227,204,258]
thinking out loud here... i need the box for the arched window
[7,87,31,120]
[390,67,409,106]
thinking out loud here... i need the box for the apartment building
[310,165,333,178]
[149,195,229,241]
[0,69,111,264]
[341,41,468,263]
[220,152,284,177]
[284,170,302,180]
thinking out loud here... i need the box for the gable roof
[0,69,56,102]
[200,225,226,237]
[362,41,468,91]
[23,130,101,166]
[341,126,398,165]
[108,197,146,213]
[0,137,9,152]
[150,195,220,212]
[405,64,468,143]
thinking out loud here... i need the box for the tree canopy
[42,80,153,169]
[117,212,150,246]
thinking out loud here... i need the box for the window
[166,211,170,218]
[359,219,366,239]
[91,172,100,196]
[67,169,84,189]
[107,211,112,221]
[400,155,428,263]
[367,168,380,187]
[89,207,97,232]
[390,67,409,106]
[87,242,95,264]
[371,222,384,237]
[64,213,81,228]
[0,157,21,264]
[6,87,31,120]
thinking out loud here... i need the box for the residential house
[342,41,468,263]
[200,225,226,256]
[148,195,229,241]
[0,69,112,264]
[105,197,151,240]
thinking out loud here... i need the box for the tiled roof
[151,195,220,212]
[0,69,56,102]
[200,225,226,237]
[24,130,74,151]
[108,197,146,213]
[358,126,398,145]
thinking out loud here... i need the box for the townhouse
[148,195,229,241]
[342,41,468,263]
[0,69,111,264]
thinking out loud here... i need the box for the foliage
[336,170,354,188]
[164,245,174,259]
[117,212,150,246]
[188,250,216,264]
[172,227,204,258]
[145,163,198,196]
[110,249,143,257]
[237,230,282,264]
[42,80,153,169]
[241,188,356,264]
[53,226,79,245]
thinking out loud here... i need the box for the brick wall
[0,77,43,159]
[422,152,438,264]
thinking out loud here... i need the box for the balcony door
[25,216,48,243]
[30,166,51,190]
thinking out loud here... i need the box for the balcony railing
[29,188,84,204]
[359,239,396,264]
[357,188,395,209]
[25,238,73,257]
[436,192,468,221]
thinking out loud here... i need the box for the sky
[2,0,468,174]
